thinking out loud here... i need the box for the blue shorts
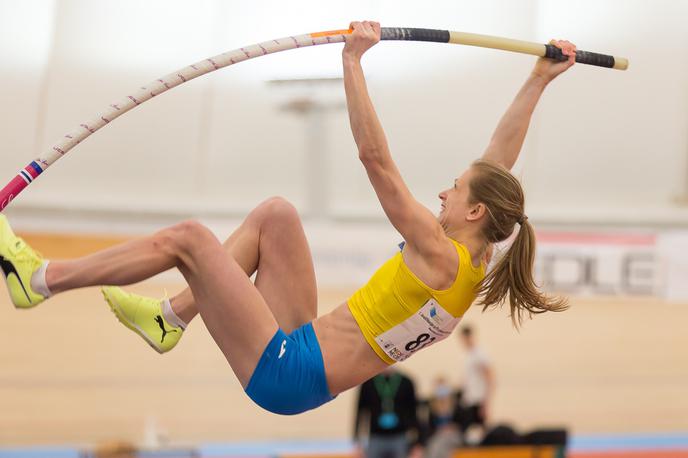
[245,322,335,415]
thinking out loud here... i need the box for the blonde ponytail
[476,219,568,326]
[469,160,568,326]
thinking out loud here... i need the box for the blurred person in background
[458,326,494,436]
[424,377,462,458]
[353,367,424,458]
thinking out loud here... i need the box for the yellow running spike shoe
[102,286,183,354]
[0,215,45,308]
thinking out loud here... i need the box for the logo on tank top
[278,339,287,359]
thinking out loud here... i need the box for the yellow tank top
[347,239,485,364]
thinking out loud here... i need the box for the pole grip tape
[381,27,450,43]
[545,44,615,68]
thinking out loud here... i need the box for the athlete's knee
[257,196,300,226]
[243,197,301,237]
[156,220,215,256]
[177,219,217,246]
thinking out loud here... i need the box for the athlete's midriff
[346,240,485,365]
[312,303,389,396]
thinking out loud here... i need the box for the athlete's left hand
[532,39,576,84]
[343,21,381,60]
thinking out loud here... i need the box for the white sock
[161,298,187,330]
[30,260,52,298]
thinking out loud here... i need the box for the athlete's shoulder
[402,237,459,290]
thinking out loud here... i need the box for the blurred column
[270,78,345,219]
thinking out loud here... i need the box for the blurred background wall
[1,0,688,449]
[2,0,687,225]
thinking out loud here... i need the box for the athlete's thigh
[176,224,279,387]
[253,203,317,334]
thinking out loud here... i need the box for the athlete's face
[437,168,476,230]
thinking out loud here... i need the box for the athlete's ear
[467,203,487,222]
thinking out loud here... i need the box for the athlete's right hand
[531,39,576,84]
[343,21,381,60]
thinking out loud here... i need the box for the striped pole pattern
[0,27,628,211]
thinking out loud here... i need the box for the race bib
[374,299,460,362]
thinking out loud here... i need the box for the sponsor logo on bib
[374,298,460,362]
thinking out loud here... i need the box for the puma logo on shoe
[0,255,31,303]
[154,315,178,343]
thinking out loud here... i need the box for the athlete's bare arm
[482,40,577,170]
[343,21,447,261]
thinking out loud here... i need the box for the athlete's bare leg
[170,197,317,333]
[45,220,279,386]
